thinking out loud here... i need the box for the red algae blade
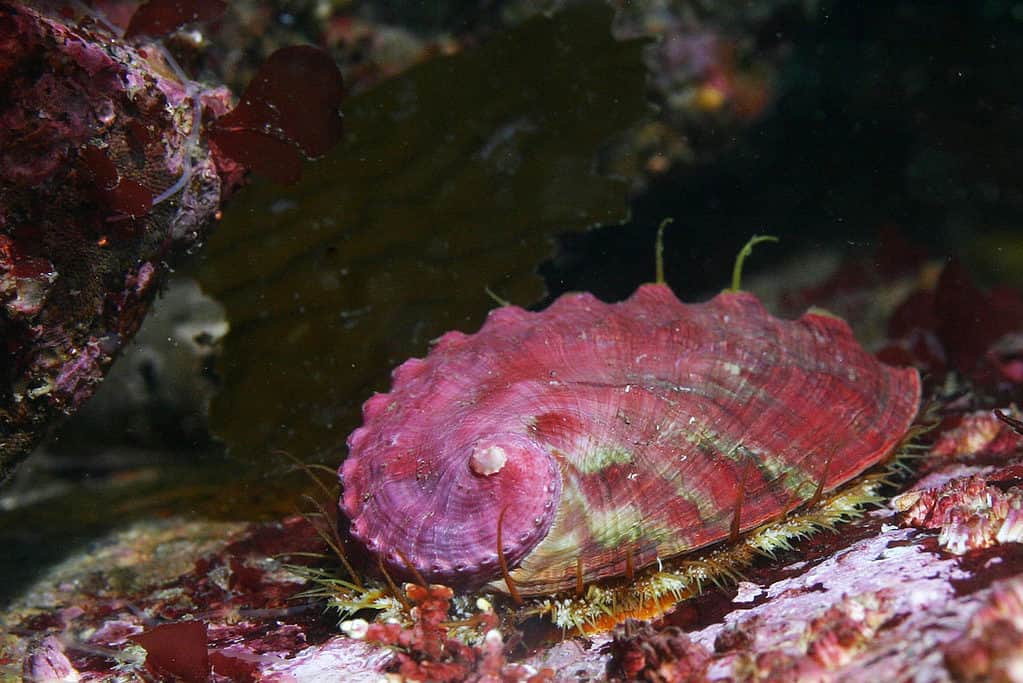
[130,621,210,683]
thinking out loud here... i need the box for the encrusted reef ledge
[6,409,1023,681]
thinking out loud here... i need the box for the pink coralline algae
[6,514,555,681]
[801,592,894,669]
[21,635,80,683]
[10,516,343,681]
[0,1,237,478]
[341,282,920,628]
[931,408,1023,459]
[896,473,1023,554]
[606,620,711,682]
[895,407,1023,557]
[944,576,1023,682]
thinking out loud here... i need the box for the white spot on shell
[469,445,507,476]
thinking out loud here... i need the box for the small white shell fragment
[340,619,369,639]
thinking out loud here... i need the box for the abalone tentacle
[340,283,921,595]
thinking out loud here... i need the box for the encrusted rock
[0,2,236,478]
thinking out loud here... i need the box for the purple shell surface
[340,284,921,596]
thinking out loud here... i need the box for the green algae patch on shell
[340,283,921,599]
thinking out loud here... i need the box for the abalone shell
[340,284,921,596]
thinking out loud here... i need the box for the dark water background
[547,2,1022,301]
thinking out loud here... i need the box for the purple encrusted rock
[0,1,238,479]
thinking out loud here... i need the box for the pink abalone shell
[340,284,921,596]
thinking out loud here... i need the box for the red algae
[208,45,345,184]
[880,259,1023,389]
[131,621,211,683]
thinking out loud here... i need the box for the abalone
[340,284,920,598]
